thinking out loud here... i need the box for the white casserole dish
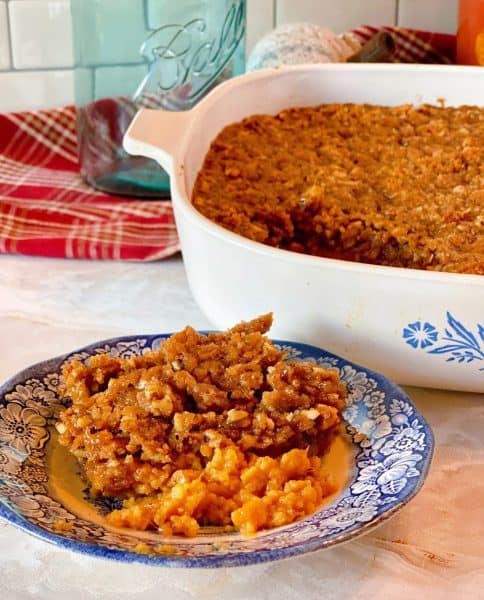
[124,64,484,393]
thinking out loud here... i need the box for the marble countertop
[1,254,483,600]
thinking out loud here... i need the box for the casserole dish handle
[123,108,195,173]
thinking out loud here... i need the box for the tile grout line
[3,0,75,73]
[273,0,277,27]
[395,0,400,26]
[0,66,74,74]
[5,0,14,70]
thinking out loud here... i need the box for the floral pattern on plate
[0,335,433,567]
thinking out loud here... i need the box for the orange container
[457,0,484,64]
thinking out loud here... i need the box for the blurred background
[0,0,459,113]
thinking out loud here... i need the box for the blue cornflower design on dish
[402,312,484,370]
[402,321,438,349]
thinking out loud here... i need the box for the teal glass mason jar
[71,1,246,197]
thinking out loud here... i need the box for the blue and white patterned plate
[0,334,433,567]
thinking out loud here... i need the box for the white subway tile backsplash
[0,1,11,70]
[9,0,73,69]
[276,0,397,32]
[0,69,74,112]
[247,0,274,52]
[398,0,458,34]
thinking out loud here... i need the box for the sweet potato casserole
[56,315,347,536]
[192,103,483,275]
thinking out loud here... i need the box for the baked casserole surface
[192,104,483,275]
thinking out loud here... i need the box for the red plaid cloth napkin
[351,25,455,63]
[0,106,179,261]
[0,27,455,261]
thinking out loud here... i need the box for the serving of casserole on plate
[125,64,484,392]
[0,318,433,567]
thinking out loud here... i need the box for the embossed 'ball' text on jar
[71,1,246,197]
